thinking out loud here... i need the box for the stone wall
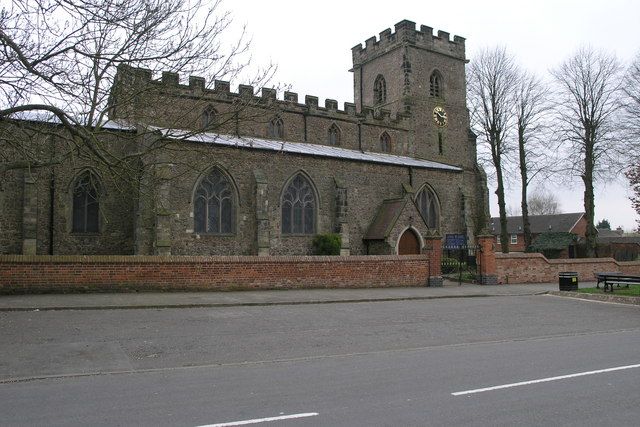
[1,132,469,256]
[496,252,640,284]
[0,254,431,294]
[150,141,466,256]
[0,125,138,256]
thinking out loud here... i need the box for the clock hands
[433,107,447,126]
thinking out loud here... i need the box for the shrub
[312,233,341,255]
[441,256,460,274]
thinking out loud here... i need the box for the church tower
[351,20,475,168]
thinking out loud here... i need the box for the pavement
[0,280,569,311]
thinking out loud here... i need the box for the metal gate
[442,236,478,285]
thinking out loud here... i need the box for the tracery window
[281,174,316,235]
[72,171,100,233]
[194,168,235,234]
[416,186,439,229]
[268,116,284,139]
[430,71,442,97]
[328,123,340,146]
[380,132,391,153]
[374,75,386,105]
[202,105,217,129]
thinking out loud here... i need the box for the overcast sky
[228,0,640,231]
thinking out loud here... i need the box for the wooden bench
[595,272,640,293]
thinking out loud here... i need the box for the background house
[490,213,586,256]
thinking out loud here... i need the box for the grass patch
[577,285,640,297]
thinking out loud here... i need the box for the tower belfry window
[374,75,387,105]
[430,72,442,97]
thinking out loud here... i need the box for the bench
[595,272,640,293]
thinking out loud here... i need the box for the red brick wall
[496,252,640,284]
[571,217,587,237]
[495,233,526,252]
[0,254,430,294]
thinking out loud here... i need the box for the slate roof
[364,198,406,240]
[489,212,585,235]
[7,117,464,171]
[597,235,640,245]
[154,127,463,172]
[595,228,624,238]
[9,113,136,131]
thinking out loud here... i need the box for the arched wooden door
[398,229,421,255]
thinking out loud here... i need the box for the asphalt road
[0,295,639,426]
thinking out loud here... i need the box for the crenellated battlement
[351,19,465,65]
[114,64,410,126]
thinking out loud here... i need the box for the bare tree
[528,190,562,215]
[626,164,640,232]
[550,47,623,257]
[468,47,518,253]
[0,0,274,177]
[621,52,640,145]
[514,71,551,250]
[622,53,640,231]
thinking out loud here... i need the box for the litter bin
[559,271,578,291]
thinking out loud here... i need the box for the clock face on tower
[433,106,448,127]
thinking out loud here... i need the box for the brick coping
[0,254,429,264]
[495,252,640,266]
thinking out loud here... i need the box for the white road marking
[197,412,319,426]
[452,363,640,396]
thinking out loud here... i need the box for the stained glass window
[282,174,316,235]
[416,186,439,229]
[72,171,100,233]
[194,168,234,234]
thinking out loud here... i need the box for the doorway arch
[398,228,421,255]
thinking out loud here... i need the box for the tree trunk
[518,128,532,251]
[583,136,597,257]
[494,154,509,253]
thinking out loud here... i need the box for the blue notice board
[445,234,466,248]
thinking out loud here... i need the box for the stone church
[0,20,489,257]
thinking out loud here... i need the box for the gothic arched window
[374,75,386,105]
[282,173,316,235]
[202,105,217,130]
[429,71,442,97]
[72,171,100,233]
[268,116,284,139]
[194,168,235,234]
[416,186,439,229]
[328,123,341,146]
[380,132,391,153]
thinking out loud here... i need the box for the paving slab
[0,281,565,311]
